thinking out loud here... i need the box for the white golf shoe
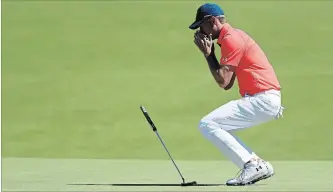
[226,160,270,186]
[261,160,275,179]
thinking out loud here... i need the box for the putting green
[3,158,333,191]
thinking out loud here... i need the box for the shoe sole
[248,173,274,185]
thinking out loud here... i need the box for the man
[188,3,285,186]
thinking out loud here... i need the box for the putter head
[181,181,197,186]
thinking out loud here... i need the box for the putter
[140,105,198,187]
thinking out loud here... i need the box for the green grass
[2,0,333,162]
[3,1,333,191]
[3,158,333,191]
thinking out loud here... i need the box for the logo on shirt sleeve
[221,57,228,63]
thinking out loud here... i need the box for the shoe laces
[235,162,253,181]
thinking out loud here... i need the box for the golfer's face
[199,19,213,36]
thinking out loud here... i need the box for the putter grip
[140,105,157,131]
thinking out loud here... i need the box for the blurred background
[2,0,333,161]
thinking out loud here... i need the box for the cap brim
[189,20,204,30]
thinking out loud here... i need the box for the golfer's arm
[224,73,236,90]
[205,53,234,89]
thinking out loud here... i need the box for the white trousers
[198,89,284,168]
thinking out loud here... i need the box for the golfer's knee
[198,118,220,135]
[198,119,209,133]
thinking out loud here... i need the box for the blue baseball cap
[189,3,224,30]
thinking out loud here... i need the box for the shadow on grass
[69,183,225,187]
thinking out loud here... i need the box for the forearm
[224,73,236,90]
[205,51,221,70]
[205,52,225,86]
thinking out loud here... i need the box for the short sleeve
[220,35,244,67]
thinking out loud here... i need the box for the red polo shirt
[217,23,281,97]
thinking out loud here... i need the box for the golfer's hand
[194,31,213,57]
